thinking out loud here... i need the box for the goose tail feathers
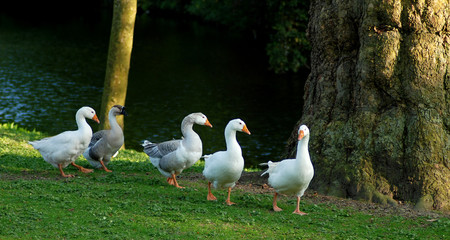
[260,161,278,176]
[202,154,212,160]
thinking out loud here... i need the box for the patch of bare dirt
[183,171,449,219]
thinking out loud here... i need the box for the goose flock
[29,106,314,215]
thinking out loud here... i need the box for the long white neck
[224,126,241,156]
[181,118,201,151]
[181,118,194,136]
[75,111,93,137]
[295,135,310,166]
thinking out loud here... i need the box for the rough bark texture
[287,0,449,210]
[99,0,136,132]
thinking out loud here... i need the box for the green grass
[0,122,449,239]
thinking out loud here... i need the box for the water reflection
[0,15,307,167]
[0,17,106,133]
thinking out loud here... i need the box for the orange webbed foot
[61,173,75,178]
[174,180,185,189]
[168,174,184,188]
[167,177,176,186]
[225,187,235,206]
[71,162,93,173]
[207,193,217,201]
[100,161,112,172]
[293,210,307,215]
[273,206,283,212]
[225,200,236,206]
[80,167,94,173]
[59,164,74,178]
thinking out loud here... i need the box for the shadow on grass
[0,152,162,185]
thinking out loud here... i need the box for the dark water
[0,15,307,167]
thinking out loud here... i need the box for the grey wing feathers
[89,130,107,148]
[143,139,181,158]
[88,136,108,161]
[158,140,181,155]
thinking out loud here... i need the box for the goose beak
[121,107,128,116]
[204,119,213,128]
[298,130,304,140]
[242,124,251,135]
[92,114,100,124]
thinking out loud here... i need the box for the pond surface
[0,14,307,167]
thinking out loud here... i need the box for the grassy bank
[0,123,448,239]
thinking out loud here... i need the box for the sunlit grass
[0,123,449,239]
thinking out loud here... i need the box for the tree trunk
[99,0,136,132]
[287,0,449,210]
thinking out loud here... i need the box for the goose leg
[273,192,283,212]
[71,162,93,173]
[170,174,184,189]
[225,187,235,205]
[99,160,112,172]
[167,177,175,185]
[207,182,217,201]
[58,164,74,178]
[292,196,307,215]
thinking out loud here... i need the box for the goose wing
[89,130,108,148]
[143,139,181,158]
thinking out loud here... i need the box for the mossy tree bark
[99,0,136,132]
[287,0,449,210]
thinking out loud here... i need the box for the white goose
[142,112,212,188]
[29,106,100,177]
[203,119,251,205]
[260,125,314,215]
[83,105,127,172]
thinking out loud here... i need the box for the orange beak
[92,114,100,124]
[204,119,213,128]
[298,130,304,140]
[242,124,251,135]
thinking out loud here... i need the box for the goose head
[111,105,128,116]
[228,119,251,135]
[80,106,100,123]
[189,112,213,128]
[298,125,310,141]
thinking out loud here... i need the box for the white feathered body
[203,149,244,189]
[29,108,94,169]
[203,119,248,189]
[261,134,314,197]
[177,134,203,170]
